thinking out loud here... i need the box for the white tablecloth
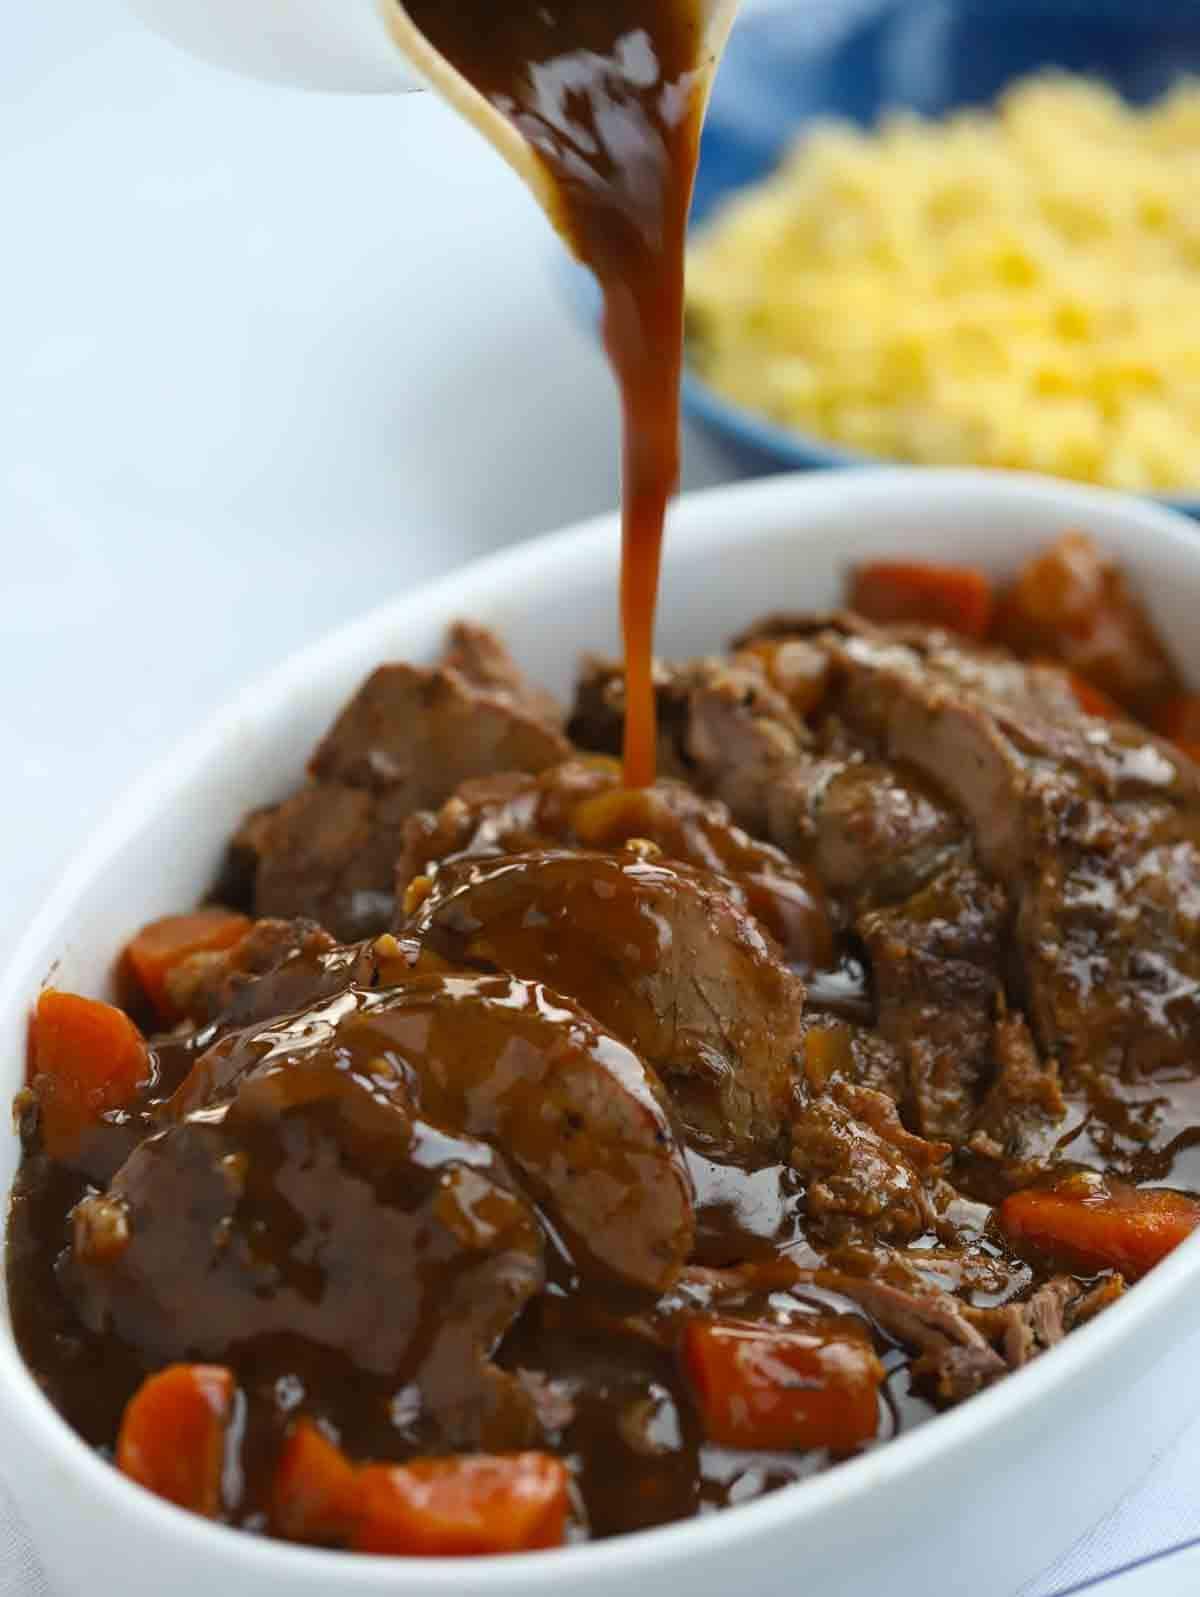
[4,4,1200,1593]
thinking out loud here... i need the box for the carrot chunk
[681,1317,884,1454]
[998,1180,1200,1281]
[270,1420,359,1544]
[353,1453,569,1556]
[125,909,251,1021]
[991,532,1180,717]
[30,990,151,1161]
[1152,693,1200,750]
[850,561,994,639]
[1057,669,1123,721]
[116,1365,235,1517]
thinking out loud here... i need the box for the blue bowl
[561,0,1200,515]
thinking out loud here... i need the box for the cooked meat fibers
[230,630,570,940]
[13,580,1200,1550]
[403,848,805,1159]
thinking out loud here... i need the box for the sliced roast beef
[822,625,1200,1082]
[439,620,564,727]
[968,1010,1067,1180]
[66,1071,545,1452]
[162,916,375,1031]
[729,609,886,652]
[230,784,410,941]
[1018,814,1200,1079]
[169,974,695,1292]
[569,656,810,836]
[858,861,1007,1142]
[402,849,807,1159]
[822,627,1152,877]
[968,1278,1075,1370]
[816,1272,1006,1405]
[397,760,832,968]
[767,754,963,907]
[311,659,570,800]
[568,656,692,780]
[227,632,572,941]
[682,660,812,836]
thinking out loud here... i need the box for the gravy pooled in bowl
[11,534,1200,1553]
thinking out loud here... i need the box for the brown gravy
[398,0,709,785]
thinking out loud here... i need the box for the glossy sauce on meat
[11,536,1200,1550]
[6,1031,933,1535]
[398,0,708,786]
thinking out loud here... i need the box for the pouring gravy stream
[396,0,710,786]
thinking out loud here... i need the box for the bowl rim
[5,465,1200,1586]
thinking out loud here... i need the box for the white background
[4,3,1200,1593]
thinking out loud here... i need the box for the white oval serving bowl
[3,467,1200,1597]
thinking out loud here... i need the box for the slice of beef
[66,1072,545,1453]
[396,763,616,892]
[683,660,812,836]
[402,849,806,1159]
[228,637,571,941]
[818,1272,1006,1405]
[230,784,411,942]
[170,973,695,1292]
[823,626,1154,878]
[767,754,963,907]
[1018,814,1200,1079]
[732,636,834,720]
[163,917,375,1031]
[858,861,1007,1143]
[824,625,1200,1082]
[570,632,960,919]
[439,620,564,728]
[967,1278,1075,1371]
[968,1010,1067,1182]
[313,660,570,800]
[569,656,810,837]
[397,760,832,969]
[831,1081,951,1173]
[729,609,883,653]
[790,1097,940,1245]
[797,1015,908,1106]
[568,656,692,780]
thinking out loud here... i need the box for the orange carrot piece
[992,532,1181,717]
[125,909,251,1021]
[1056,668,1123,721]
[850,561,994,639]
[270,1420,359,1545]
[1152,694,1200,749]
[353,1454,569,1556]
[998,1181,1200,1281]
[681,1317,884,1454]
[30,990,151,1161]
[116,1365,235,1517]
